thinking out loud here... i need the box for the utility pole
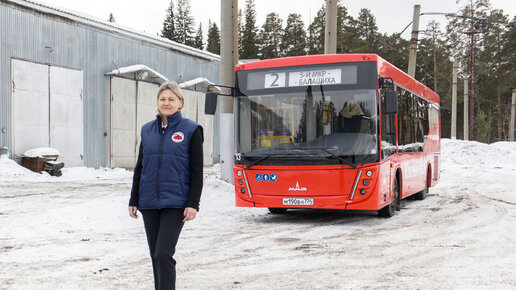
[407,4,421,77]
[324,0,337,54]
[220,0,238,183]
[497,86,502,140]
[464,79,469,140]
[432,33,438,92]
[451,62,458,139]
[510,89,515,142]
[467,0,478,140]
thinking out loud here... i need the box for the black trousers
[141,208,185,290]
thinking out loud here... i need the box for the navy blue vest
[138,111,200,209]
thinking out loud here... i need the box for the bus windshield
[235,86,379,165]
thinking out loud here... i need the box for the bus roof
[236,54,440,105]
[376,56,440,105]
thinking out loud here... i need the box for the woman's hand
[183,207,197,222]
[129,206,138,219]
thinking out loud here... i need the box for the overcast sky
[36,0,515,40]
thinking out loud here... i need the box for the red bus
[208,54,440,217]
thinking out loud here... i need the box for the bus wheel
[414,170,429,200]
[378,177,399,218]
[268,208,287,214]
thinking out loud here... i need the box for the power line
[399,11,515,35]
[421,12,513,26]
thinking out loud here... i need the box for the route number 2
[264,72,286,88]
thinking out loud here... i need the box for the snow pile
[22,147,60,158]
[0,155,132,181]
[441,139,516,169]
[0,155,37,178]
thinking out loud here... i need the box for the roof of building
[5,0,221,62]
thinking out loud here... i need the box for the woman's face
[158,89,182,117]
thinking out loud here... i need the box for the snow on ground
[1,139,516,289]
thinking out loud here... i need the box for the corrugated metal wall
[0,0,220,167]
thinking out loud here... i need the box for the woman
[129,81,203,290]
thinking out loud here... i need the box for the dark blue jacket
[137,112,200,209]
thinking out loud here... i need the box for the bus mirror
[205,91,218,115]
[385,90,398,114]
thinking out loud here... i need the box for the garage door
[11,59,84,166]
[110,77,138,168]
[111,77,159,168]
[50,66,84,167]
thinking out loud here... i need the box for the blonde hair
[157,81,185,115]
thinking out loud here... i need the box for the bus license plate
[282,198,314,206]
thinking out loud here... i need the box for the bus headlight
[241,188,246,194]
[360,189,366,195]
[363,180,370,186]
[238,179,244,185]
[366,170,373,177]
[236,170,242,177]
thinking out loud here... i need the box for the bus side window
[397,89,411,153]
[381,88,396,159]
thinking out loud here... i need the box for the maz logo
[288,182,307,191]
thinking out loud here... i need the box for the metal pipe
[451,62,457,139]
[510,89,515,141]
[464,79,469,140]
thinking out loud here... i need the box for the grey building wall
[0,0,220,167]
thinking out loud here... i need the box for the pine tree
[193,23,204,50]
[108,13,115,23]
[206,20,220,55]
[503,16,516,87]
[258,13,283,59]
[307,5,325,55]
[175,0,195,46]
[501,17,516,140]
[376,32,410,69]
[240,0,259,59]
[280,13,307,57]
[336,4,357,53]
[476,9,511,141]
[412,21,455,138]
[161,0,177,41]
[356,8,379,52]
[307,2,357,55]
[238,9,244,57]
[446,0,491,140]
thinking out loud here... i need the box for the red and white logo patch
[171,132,184,143]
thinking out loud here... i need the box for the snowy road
[1,139,516,289]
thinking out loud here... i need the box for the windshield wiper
[244,146,356,169]
[245,154,272,169]
[244,153,296,169]
[297,146,356,168]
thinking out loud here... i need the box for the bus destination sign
[246,65,357,91]
[289,69,341,87]
[263,69,342,89]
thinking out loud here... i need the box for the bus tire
[378,176,399,218]
[414,167,430,200]
[268,208,287,214]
